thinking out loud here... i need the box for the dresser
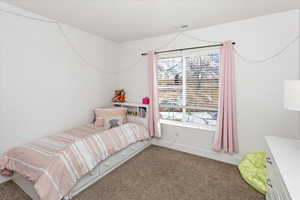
[265,136,300,200]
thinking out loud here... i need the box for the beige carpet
[0,146,264,200]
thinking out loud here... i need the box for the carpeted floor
[0,145,264,200]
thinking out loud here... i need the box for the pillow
[104,115,123,129]
[94,107,127,128]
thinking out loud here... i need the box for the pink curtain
[213,41,238,153]
[148,51,161,137]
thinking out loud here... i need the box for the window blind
[157,51,220,126]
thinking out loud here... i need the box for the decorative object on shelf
[112,89,126,103]
[142,97,150,104]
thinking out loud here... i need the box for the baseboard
[0,176,11,184]
[151,139,242,165]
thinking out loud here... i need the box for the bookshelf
[113,102,148,127]
[113,102,148,108]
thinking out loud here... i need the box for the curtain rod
[141,42,236,56]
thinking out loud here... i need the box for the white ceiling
[6,0,300,42]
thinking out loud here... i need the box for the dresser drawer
[267,188,282,200]
[266,151,291,200]
[265,136,300,200]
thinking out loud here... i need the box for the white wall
[299,11,300,139]
[117,10,300,163]
[0,2,118,181]
[0,3,299,185]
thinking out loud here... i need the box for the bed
[0,122,150,200]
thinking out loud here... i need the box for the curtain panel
[148,51,162,137]
[213,41,238,153]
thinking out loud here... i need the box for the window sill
[160,119,216,132]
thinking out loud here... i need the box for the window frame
[157,49,220,130]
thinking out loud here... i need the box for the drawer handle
[104,162,110,167]
[266,157,272,165]
[267,179,273,188]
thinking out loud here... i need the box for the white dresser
[265,136,300,200]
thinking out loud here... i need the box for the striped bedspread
[0,123,149,200]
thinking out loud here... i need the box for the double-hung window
[157,49,220,129]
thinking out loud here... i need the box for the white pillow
[94,107,127,128]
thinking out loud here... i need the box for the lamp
[284,80,300,111]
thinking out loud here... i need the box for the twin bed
[0,106,151,200]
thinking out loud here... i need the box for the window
[157,50,220,127]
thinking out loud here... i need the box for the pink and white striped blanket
[0,123,149,200]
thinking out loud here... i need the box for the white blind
[157,51,220,126]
